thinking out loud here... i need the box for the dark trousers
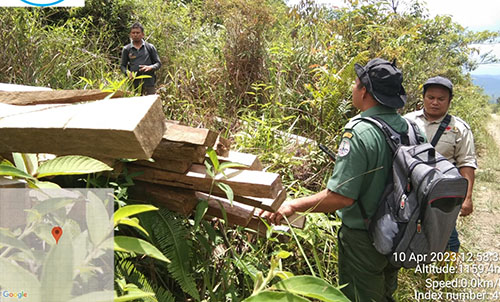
[446,227,460,252]
[338,225,399,302]
[133,79,156,95]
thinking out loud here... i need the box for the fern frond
[115,253,175,302]
[150,286,175,302]
[145,209,200,301]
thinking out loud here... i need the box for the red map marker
[51,226,63,244]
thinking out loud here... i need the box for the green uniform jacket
[327,105,408,229]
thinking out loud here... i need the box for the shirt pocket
[436,131,457,161]
[438,131,457,146]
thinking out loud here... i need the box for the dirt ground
[459,114,500,285]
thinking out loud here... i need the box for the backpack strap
[405,117,425,145]
[360,116,405,152]
[430,114,451,147]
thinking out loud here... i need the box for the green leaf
[114,291,155,302]
[275,271,295,280]
[206,147,220,170]
[114,204,158,226]
[36,155,112,178]
[69,291,115,302]
[273,276,350,302]
[134,75,152,79]
[86,191,112,246]
[41,230,74,302]
[0,258,41,302]
[194,199,208,230]
[31,197,75,218]
[243,291,310,302]
[117,217,149,236]
[13,153,38,175]
[204,160,214,178]
[114,236,170,263]
[217,182,234,204]
[0,158,15,166]
[0,233,35,260]
[0,164,35,180]
[276,250,293,260]
[33,180,61,188]
[219,162,249,171]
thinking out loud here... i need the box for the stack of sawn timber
[128,121,306,233]
[0,85,305,232]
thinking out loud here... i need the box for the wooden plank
[129,181,199,216]
[164,122,218,147]
[246,212,306,235]
[135,158,192,174]
[217,151,263,171]
[0,89,124,105]
[209,188,286,212]
[152,141,206,163]
[0,177,27,188]
[128,163,283,199]
[197,192,255,227]
[0,83,52,92]
[0,95,165,159]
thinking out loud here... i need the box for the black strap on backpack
[430,114,451,147]
[354,116,423,227]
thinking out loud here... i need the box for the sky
[287,0,500,75]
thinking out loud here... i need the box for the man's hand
[460,197,473,216]
[259,201,296,226]
[258,189,354,226]
[139,65,153,72]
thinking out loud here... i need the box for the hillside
[472,74,500,102]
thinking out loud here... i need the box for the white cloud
[425,0,500,31]
[288,0,500,32]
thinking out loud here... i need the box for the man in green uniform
[261,58,409,301]
[405,76,477,252]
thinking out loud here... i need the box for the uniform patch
[338,139,351,157]
[343,132,353,139]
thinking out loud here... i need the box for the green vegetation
[0,0,498,300]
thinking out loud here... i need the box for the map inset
[0,189,114,302]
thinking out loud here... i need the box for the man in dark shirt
[120,22,161,95]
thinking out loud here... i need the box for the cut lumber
[197,192,255,227]
[0,89,123,105]
[0,95,165,159]
[230,188,287,212]
[246,212,306,236]
[128,163,283,199]
[0,177,27,188]
[0,83,52,92]
[152,141,207,163]
[129,181,199,216]
[216,151,263,171]
[135,158,192,174]
[164,122,218,146]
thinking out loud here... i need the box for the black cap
[354,58,407,109]
[423,76,453,99]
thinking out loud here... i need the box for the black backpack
[358,116,468,268]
